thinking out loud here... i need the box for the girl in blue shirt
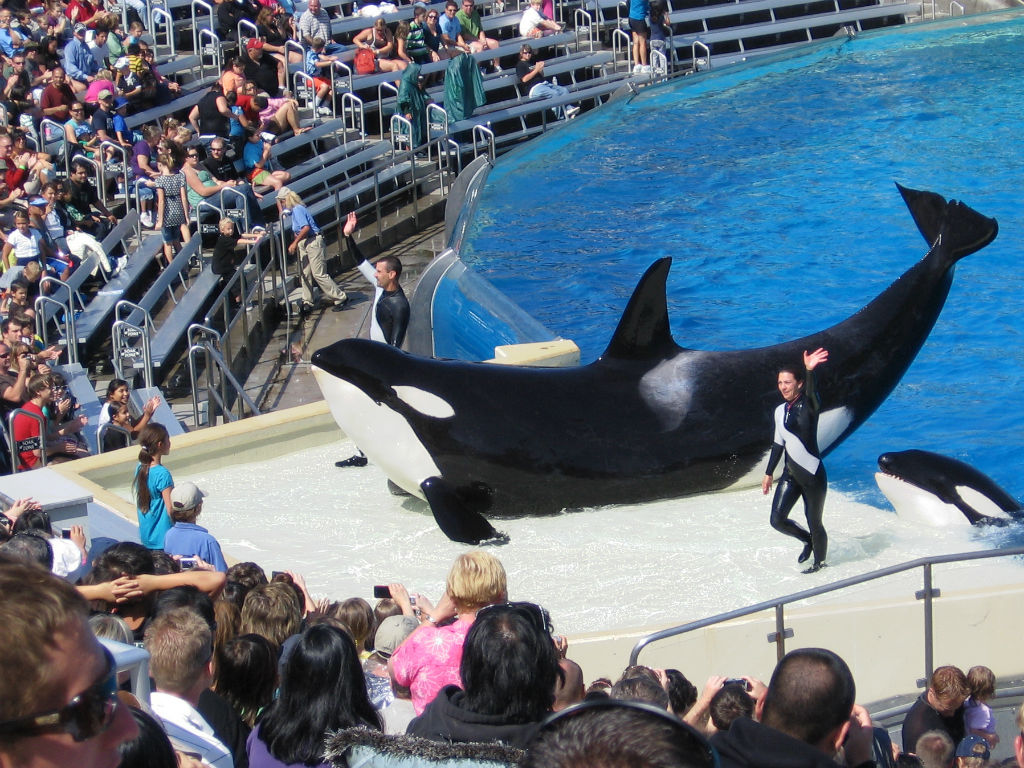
[132,422,174,549]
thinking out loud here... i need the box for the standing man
[902,666,969,754]
[0,560,139,768]
[335,211,410,469]
[762,347,829,573]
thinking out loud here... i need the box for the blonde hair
[144,607,213,694]
[219,217,237,234]
[445,551,507,612]
[278,187,303,210]
[239,582,302,649]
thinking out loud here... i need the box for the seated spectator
[363,615,418,732]
[916,730,955,768]
[553,659,585,712]
[189,83,236,141]
[523,699,717,768]
[667,668,700,718]
[9,130,55,195]
[242,40,281,97]
[97,378,160,435]
[2,277,35,318]
[251,94,308,137]
[220,57,247,97]
[0,340,30,419]
[3,210,71,281]
[406,601,560,748]
[10,506,87,578]
[66,0,102,30]
[902,666,969,753]
[64,102,102,161]
[66,160,117,239]
[247,624,381,768]
[515,44,578,120]
[239,581,303,654]
[163,481,228,572]
[964,666,998,748]
[711,648,876,768]
[84,70,117,107]
[303,37,337,116]
[389,551,508,715]
[13,373,84,470]
[146,606,235,768]
[213,633,278,731]
[610,666,670,710]
[138,42,181,104]
[241,128,290,192]
[709,681,755,733]
[397,9,437,66]
[353,19,408,76]
[201,138,266,228]
[0,560,139,767]
[955,735,990,768]
[0,531,54,568]
[63,22,99,93]
[40,65,77,122]
[456,0,499,71]
[119,705,198,768]
[519,0,561,37]
[113,56,142,103]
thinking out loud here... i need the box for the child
[212,217,263,303]
[304,37,338,116]
[163,481,227,572]
[2,278,35,318]
[131,421,174,550]
[963,665,998,748]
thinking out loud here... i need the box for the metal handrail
[113,299,155,387]
[97,423,132,453]
[333,60,353,96]
[237,17,259,46]
[574,8,595,51]
[34,281,81,365]
[340,91,365,141]
[389,113,414,152]
[191,0,215,54]
[378,80,399,137]
[151,6,177,58]
[8,408,47,472]
[692,39,711,71]
[949,0,964,13]
[218,185,250,230]
[293,70,321,118]
[611,27,631,72]
[98,140,130,209]
[188,324,262,426]
[471,124,495,162]
[629,546,1024,686]
[650,47,668,77]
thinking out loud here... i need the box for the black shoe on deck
[335,454,368,468]
[802,561,827,574]
[798,543,813,564]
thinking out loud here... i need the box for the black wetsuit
[765,369,828,566]
[346,234,410,348]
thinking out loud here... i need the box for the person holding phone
[162,482,227,572]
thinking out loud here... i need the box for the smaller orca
[875,449,1023,527]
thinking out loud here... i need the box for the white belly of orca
[312,366,442,500]
[874,473,1014,527]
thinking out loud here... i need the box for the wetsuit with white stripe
[765,368,828,566]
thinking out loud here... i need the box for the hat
[246,38,264,51]
[955,736,990,761]
[170,481,207,512]
[73,22,87,35]
[97,88,113,100]
[372,615,419,658]
[114,56,129,68]
[114,96,129,108]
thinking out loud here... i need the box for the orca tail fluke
[421,477,507,545]
[897,183,998,265]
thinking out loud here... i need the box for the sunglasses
[0,648,119,743]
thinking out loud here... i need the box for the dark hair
[610,674,669,710]
[524,700,717,768]
[86,542,156,610]
[151,550,180,574]
[132,422,170,513]
[0,532,53,569]
[106,378,130,400]
[127,42,141,55]
[227,561,268,592]
[760,647,855,746]
[378,254,402,279]
[252,95,268,110]
[152,586,216,631]
[214,633,278,728]
[118,707,178,768]
[460,602,559,723]
[220,580,249,610]
[9,278,29,294]
[665,669,698,715]
[709,683,754,731]
[777,363,805,382]
[331,597,375,653]
[258,624,381,764]
[11,507,53,536]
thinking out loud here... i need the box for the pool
[459,11,1024,508]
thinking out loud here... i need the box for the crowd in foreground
[0,523,1016,768]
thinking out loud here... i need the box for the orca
[311,185,998,544]
[876,449,1022,527]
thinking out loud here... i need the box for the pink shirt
[389,618,473,715]
[84,79,117,104]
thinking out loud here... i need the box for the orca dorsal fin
[600,258,679,361]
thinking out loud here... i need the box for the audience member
[0,560,139,768]
[666,668,700,717]
[214,633,278,730]
[298,0,343,55]
[40,65,76,120]
[519,0,561,38]
[64,22,99,92]
[553,658,585,712]
[407,601,559,748]
[246,624,381,768]
[611,666,670,710]
[390,550,507,715]
[523,700,717,768]
[709,682,755,733]
[456,0,499,70]
[239,581,303,653]
[146,606,234,768]
[516,44,578,120]
[902,666,969,753]
[162,481,227,572]
[916,730,955,768]
[362,614,418,732]
[711,647,875,768]
[353,18,408,75]
[131,421,174,550]
[954,735,990,768]
[964,665,998,748]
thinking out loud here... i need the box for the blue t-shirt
[229,105,245,137]
[242,139,263,171]
[163,522,228,571]
[629,0,650,20]
[135,462,173,549]
[112,112,130,139]
[439,13,462,42]
[304,48,321,77]
[290,203,319,236]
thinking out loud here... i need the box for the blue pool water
[459,12,1024,511]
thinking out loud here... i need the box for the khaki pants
[298,233,346,305]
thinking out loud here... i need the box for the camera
[373,585,391,599]
[723,678,751,691]
[61,528,71,539]
[180,558,197,570]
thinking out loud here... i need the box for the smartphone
[271,571,285,579]
[723,678,751,691]
[373,585,391,599]
[180,558,197,570]
[61,528,72,539]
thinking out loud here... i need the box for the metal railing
[112,300,156,387]
[97,423,132,453]
[151,6,177,58]
[35,278,82,366]
[692,40,711,71]
[630,546,1024,687]
[191,0,216,54]
[574,8,595,50]
[7,409,47,472]
[611,27,632,72]
[340,92,365,141]
[188,324,262,426]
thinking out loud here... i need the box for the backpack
[354,47,376,75]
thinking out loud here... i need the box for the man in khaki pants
[278,187,348,313]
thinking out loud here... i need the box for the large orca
[311,185,998,544]
[876,449,1022,527]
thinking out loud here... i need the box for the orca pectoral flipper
[420,477,506,544]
